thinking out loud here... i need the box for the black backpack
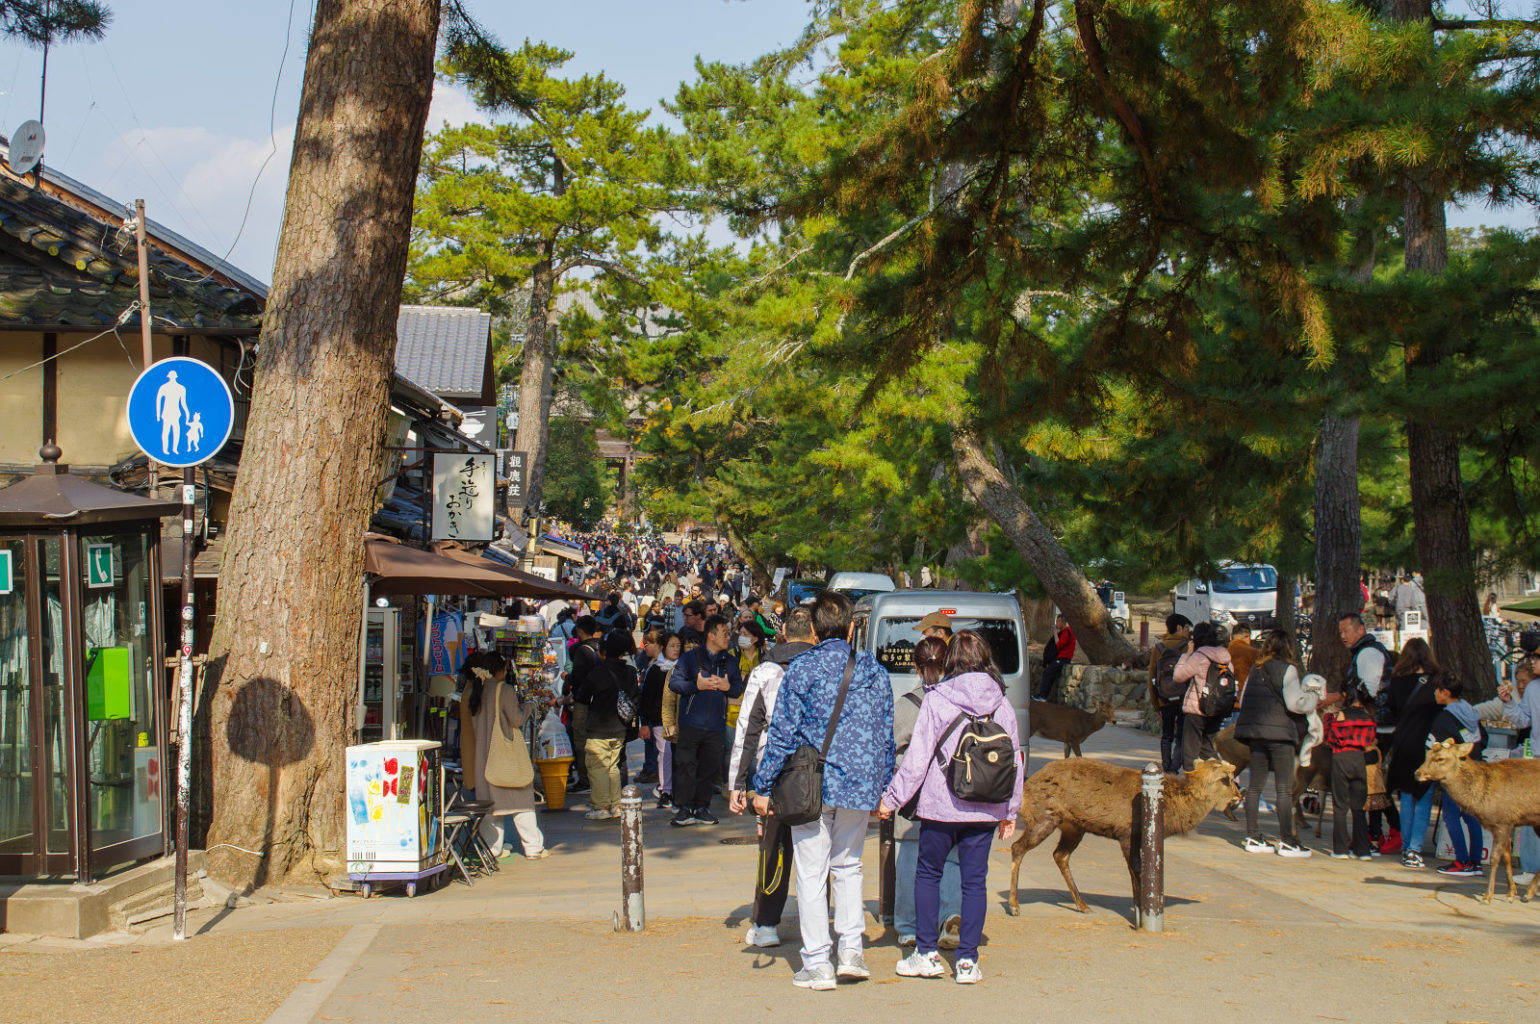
[1197,660,1238,718]
[936,710,1017,805]
[1155,644,1185,702]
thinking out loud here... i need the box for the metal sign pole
[173,467,196,940]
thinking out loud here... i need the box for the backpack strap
[818,651,857,761]
[932,712,972,766]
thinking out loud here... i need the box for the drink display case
[359,607,408,742]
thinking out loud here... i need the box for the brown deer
[1006,758,1240,916]
[1030,699,1117,757]
[1214,724,1333,835]
[1415,739,1540,904]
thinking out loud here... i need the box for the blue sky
[0,0,813,281]
[0,0,1529,285]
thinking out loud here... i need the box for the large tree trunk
[951,428,1138,665]
[1394,0,1491,698]
[1311,413,1361,680]
[514,241,556,508]
[203,0,442,888]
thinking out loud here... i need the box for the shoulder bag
[483,681,535,788]
[771,652,856,826]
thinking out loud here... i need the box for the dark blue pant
[916,820,995,961]
[642,733,660,776]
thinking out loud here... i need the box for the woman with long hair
[881,630,1022,985]
[1384,637,1442,864]
[463,651,547,859]
[1233,630,1317,857]
[893,635,965,949]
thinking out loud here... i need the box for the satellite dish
[9,120,44,175]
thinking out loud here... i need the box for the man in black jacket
[667,615,744,826]
[563,616,602,793]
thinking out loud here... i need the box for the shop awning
[537,534,585,563]
[365,536,594,599]
[435,545,596,601]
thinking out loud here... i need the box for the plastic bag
[536,710,574,760]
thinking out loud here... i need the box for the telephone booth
[0,445,176,882]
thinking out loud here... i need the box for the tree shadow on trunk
[222,676,316,890]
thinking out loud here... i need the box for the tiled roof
[0,143,265,331]
[395,304,494,404]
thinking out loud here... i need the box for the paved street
[4,722,1538,1024]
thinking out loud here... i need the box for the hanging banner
[506,451,528,509]
[432,453,495,542]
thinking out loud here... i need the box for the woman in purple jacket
[879,632,1023,986]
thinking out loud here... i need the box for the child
[186,411,204,452]
[1324,684,1377,859]
[880,631,1023,986]
[1429,674,1486,877]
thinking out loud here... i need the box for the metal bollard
[1139,617,1149,649]
[616,785,645,932]
[1137,763,1165,932]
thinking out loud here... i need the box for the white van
[851,590,1032,738]
[1172,562,1279,630]
[827,571,896,602]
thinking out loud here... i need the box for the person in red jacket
[1325,685,1378,859]
[1035,614,1076,701]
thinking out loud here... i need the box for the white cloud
[427,82,490,133]
[90,83,486,283]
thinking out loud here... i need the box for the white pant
[791,806,867,968]
[654,731,673,795]
[480,810,544,856]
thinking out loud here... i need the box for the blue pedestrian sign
[126,357,235,468]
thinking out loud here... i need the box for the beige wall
[0,333,45,464]
[1,331,244,468]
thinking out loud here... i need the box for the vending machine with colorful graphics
[345,739,446,897]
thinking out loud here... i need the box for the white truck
[1172,562,1279,631]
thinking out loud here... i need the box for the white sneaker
[836,948,870,980]
[1242,837,1273,853]
[896,933,917,948]
[1515,871,1536,885]
[895,950,947,978]
[792,963,836,990]
[584,809,611,821]
[937,914,962,950]
[1275,841,1312,859]
[954,958,982,985]
[745,924,781,948]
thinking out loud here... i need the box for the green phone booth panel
[87,647,133,721]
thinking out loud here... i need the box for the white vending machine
[345,739,445,896]
[359,607,407,742]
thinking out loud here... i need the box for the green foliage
[0,1,110,47]
[542,417,607,527]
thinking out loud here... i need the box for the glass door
[0,537,34,864]
[80,530,163,867]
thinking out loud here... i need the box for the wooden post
[133,199,158,494]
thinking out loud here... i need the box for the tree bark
[202,0,442,888]
[951,428,1138,665]
[514,240,556,509]
[1311,413,1362,681]
[1394,0,1493,698]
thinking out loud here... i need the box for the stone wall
[1060,664,1158,732]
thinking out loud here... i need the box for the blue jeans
[894,838,960,940]
[916,820,995,961]
[1443,794,1484,864]
[1400,787,1436,854]
[641,733,659,776]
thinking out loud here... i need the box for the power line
[0,306,138,384]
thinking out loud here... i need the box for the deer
[1006,757,1241,916]
[1213,723,1333,835]
[1415,738,1540,904]
[1030,698,1117,757]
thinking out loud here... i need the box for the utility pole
[133,199,158,494]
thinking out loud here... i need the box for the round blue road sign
[125,357,235,468]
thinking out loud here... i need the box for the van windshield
[1213,566,1277,594]
[873,617,1021,676]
